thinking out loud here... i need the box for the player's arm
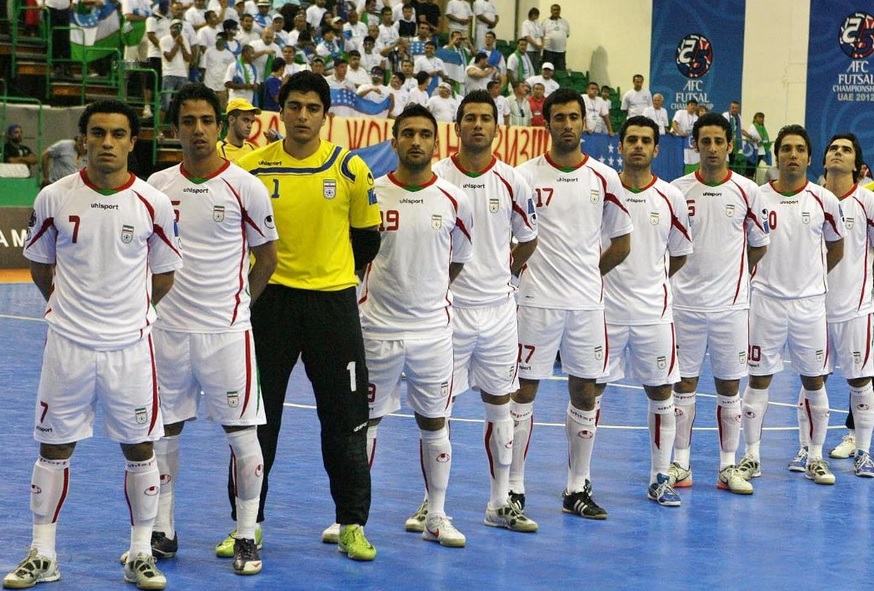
[151,271,176,306]
[30,261,54,302]
[825,238,844,273]
[510,237,537,277]
[747,244,767,270]
[449,262,465,282]
[8,151,37,166]
[352,225,381,273]
[599,232,631,276]
[668,255,687,277]
[249,240,277,304]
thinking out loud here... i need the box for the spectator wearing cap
[3,124,37,175]
[330,15,346,39]
[160,19,193,128]
[427,81,458,123]
[271,14,289,47]
[310,56,327,78]
[327,57,357,91]
[253,0,273,33]
[345,50,371,88]
[217,97,261,162]
[356,66,394,111]
[287,12,308,47]
[525,61,559,97]
[343,9,368,53]
[202,31,235,109]
[306,0,328,31]
[225,43,260,103]
[413,40,448,92]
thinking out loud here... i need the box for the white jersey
[359,172,474,339]
[605,176,692,325]
[515,153,633,310]
[24,171,183,351]
[827,184,874,322]
[752,180,844,300]
[147,160,278,333]
[671,171,770,311]
[433,155,537,307]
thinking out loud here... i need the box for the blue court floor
[0,281,871,591]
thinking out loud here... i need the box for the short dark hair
[528,7,539,17]
[774,124,812,157]
[348,50,361,58]
[415,70,431,85]
[278,70,331,111]
[824,132,865,182]
[271,57,286,72]
[619,115,660,146]
[167,83,221,127]
[78,99,140,137]
[392,103,437,138]
[456,89,497,124]
[692,112,732,144]
[393,72,406,83]
[686,98,699,106]
[543,88,585,123]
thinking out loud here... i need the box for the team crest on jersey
[650,212,660,225]
[846,217,855,229]
[323,179,337,199]
[594,345,603,361]
[121,224,134,244]
[802,212,811,224]
[854,351,862,365]
[657,356,666,370]
[725,204,735,217]
[213,206,225,222]
[590,189,600,204]
[134,407,147,424]
[227,391,239,408]
[431,214,443,230]
[489,198,500,213]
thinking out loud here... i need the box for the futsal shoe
[232,538,262,574]
[788,447,808,472]
[667,462,693,488]
[737,455,761,480]
[2,549,60,589]
[647,473,681,507]
[484,501,539,531]
[338,525,377,561]
[508,491,526,511]
[829,434,857,459]
[404,499,428,533]
[123,552,166,590]
[423,514,466,548]
[853,450,874,478]
[717,465,754,494]
[119,532,178,565]
[561,480,608,520]
[805,459,836,485]
[216,525,262,558]
[321,523,340,544]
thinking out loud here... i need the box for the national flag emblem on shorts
[590,189,600,204]
[227,391,239,408]
[854,351,862,365]
[135,407,147,424]
[657,356,666,369]
[846,217,855,229]
[816,349,824,361]
[725,204,735,217]
[121,224,134,244]
[739,351,747,364]
[323,179,337,199]
[594,345,603,360]
[802,212,811,224]
[650,212,660,225]
[489,198,500,213]
[441,382,449,397]
[213,206,225,222]
[431,214,443,230]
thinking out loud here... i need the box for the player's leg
[670,308,709,487]
[827,316,872,468]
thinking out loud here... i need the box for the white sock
[227,428,263,540]
[420,427,452,517]
[483,402,513,509]
[125,454,160,557]
[796,386,810,448]
[742,386,769,461]
[851,382,874,453]
[30,457,70,560]
[366,424,378,468]
[672,391,696,468]
[153,435,179,538]
[804,387,830,461]
[649,396,676,483]
[565,403,597,493]
[508,401,533,494]
[717,395,742,469]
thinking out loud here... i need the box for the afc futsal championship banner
[806,4,874,172]
[650,0,745,119]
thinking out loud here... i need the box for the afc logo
[675,33,713,79]
[839,12,874,60]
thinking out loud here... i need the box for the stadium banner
[0,207,33,269]
[650,0,745,116]
[806,4,874,175]
[70,1,121,64]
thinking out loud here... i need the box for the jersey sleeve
[23,189,58,264]
[667,188,693,257]
[450,189,474,264]
[745,185,771,247]
[242,175,279,248]
[346,153,382,229]
[602,170,633,239]
[822,189,845,242]
[147,191,184,274]
[510,171,538,243]
[862,189,874,247]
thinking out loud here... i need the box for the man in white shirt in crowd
[525,62,559,98]
[621,74,652,119]
[488,81,510,126]
[202,31,235,109]
[643,93,670,135]
[582,81,613,136]
[346,50,373,88]
[506,38,534,89]
[671,98,699,174]
[445,0,473,37]
[473,0,498,49]
[414,40,449,89]
[160,19,193,128]
[427,81,458,123]
[387,72,410,117]
[520,7,543,71]
[541,3,569,71]
[465,52,495,94]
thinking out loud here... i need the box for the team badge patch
[816,349,824,361]
[594,345,604,361]
[227,391,239,408]
[590,189,600,204]
[323,179,337,199]
[489,198,500,213]
[135,407,148,424]
[213,206,225,222]
[657,356,666,370]
[121,224,134,244]
[854,351,862,365]
[431,214,443,230]
[802,212,811,224]
[440,382,449,397]
[739,351,747,365]
[650,212,660,225]
[846,217,855,229]
[725,204,735,217]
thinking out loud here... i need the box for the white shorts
[153,328,266,427]
[517,306,607,380]
[826,314,874,380]
[452,300,520,397]
[34,329,164,445]
[123,39,149,62]
[601,323,680,386]
[748,293,828,377]
[365,328,454,420]
[673,308,749,380]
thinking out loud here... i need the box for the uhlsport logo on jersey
[489,197,500,213]
[121,224,134,244]
[227,391,239,408]
[675,33,713,79]
[323,179,337,199]
[839,12,874,60]
[135,407,147,424]
[431,214,443,230]
[213,205,225,222]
